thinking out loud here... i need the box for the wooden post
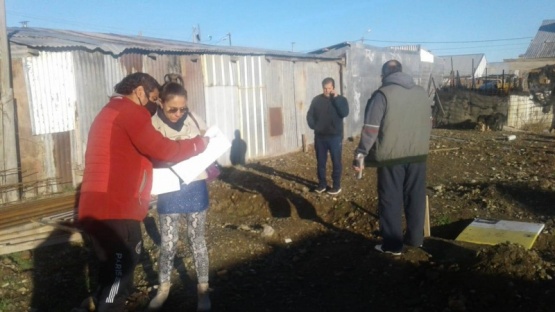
[424,195,431,237]
[0,0,20,203]
[302,134,307,152]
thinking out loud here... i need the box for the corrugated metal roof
[7,27,339,60]
[309,41,398,55]
[521,20,555,59]
[309,42,352,54]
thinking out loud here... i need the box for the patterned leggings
[157,211,209,284]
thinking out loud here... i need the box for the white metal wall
[23,52,77,135]
[201,54,342,164]
[202,54,266,165]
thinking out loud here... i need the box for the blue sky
[5,0,555,62]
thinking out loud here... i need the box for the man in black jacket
[354,60,432,255]
[307,77,349,195]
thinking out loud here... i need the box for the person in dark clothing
[307,77,349,195]
[353,60,432,255]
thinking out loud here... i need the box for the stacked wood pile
[0,194,81,255]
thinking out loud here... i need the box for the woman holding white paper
[148,74,211,311]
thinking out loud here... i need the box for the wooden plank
[0,224,56,242]
[32,220,81,233]
[42,210,75,219]
[424,195,431,237]
[0,230,53,245]
[0,232,83,256]
[0,222,44,236]
[429,147,461,153]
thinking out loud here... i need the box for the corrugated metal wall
[201,54,341,165]
[13,46,452,200]
[11,50,212,198]
[343,45,440,139]
[201,54,240,165]
[295,60,342,145]
[238,56,267,159]
[71,51,127,186]
[10,56,73,198]
[180,55,206,121]
[23,52,77,135]
[9,45,444,201]
[265,59,296,155]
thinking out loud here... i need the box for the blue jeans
[314,135,343,189]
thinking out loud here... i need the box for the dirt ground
[1,127,555,312]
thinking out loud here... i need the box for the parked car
[479,81,498,92]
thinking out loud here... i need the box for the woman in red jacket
[78,72,208,312]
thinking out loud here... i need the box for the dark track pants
[377,161,427,252]
[82,219,142,312]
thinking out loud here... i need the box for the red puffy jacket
[78,96,206,221]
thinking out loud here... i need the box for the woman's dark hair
[160,81,188,103]
[164,73,184,86]
[114,72,160,95]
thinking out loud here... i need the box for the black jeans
[377,161,427,252]
[314,135,343,189]
[81,218,142,312]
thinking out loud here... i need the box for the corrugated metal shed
[521,20,555,59]
[4,27,343,201]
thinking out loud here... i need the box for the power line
[429,42,529,51]
[360,36,533,44]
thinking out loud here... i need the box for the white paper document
[172,126,231,184]
[151,168,181,195]
[151,126,231,195]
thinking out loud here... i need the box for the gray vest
[369,84,432,166]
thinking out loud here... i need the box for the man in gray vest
[353,60,432,255]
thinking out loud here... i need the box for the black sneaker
[314,186,327,194]
[326,187,342,195]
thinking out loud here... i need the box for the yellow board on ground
[456,218,545,250]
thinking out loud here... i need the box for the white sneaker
[148,283,170,311]
[197,283,211,311]
[374,244,402,256]
[326,187,342,195]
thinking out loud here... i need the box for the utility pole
[227,33,231,46]
[192,24,202,43]
[0,0,20,202]
[291,42,295,52]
